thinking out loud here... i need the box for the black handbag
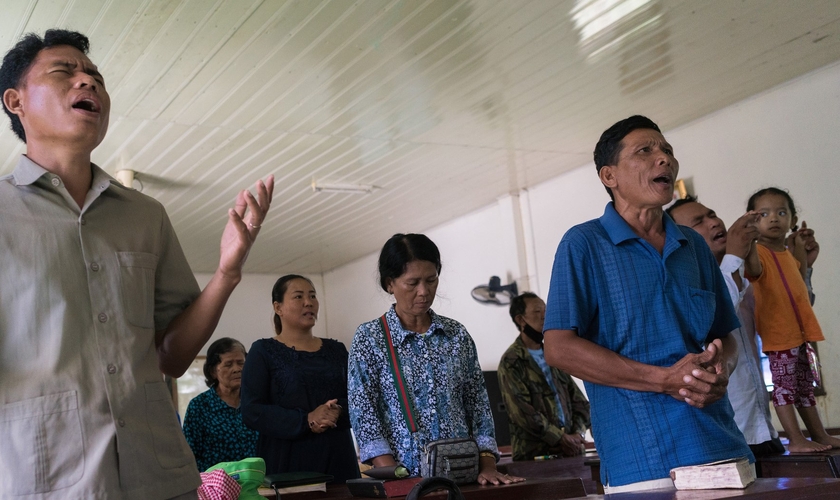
[420,438,480,484]
[406,477,465,500]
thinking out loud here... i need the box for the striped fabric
[379,315,419,433]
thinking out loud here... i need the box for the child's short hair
[747,187,798,231]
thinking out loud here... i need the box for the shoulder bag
[378,315,480,484]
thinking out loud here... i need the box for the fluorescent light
[311,179,379,194]
[571,0,654,44]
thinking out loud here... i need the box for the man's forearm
[155,268,241,377]
[544,329,668,394]
[545,329,726,407]
[719,332,738,376]
[805,267,815,305]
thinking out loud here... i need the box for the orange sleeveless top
[747,245,823,351]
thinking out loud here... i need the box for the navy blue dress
[241,338,360,483]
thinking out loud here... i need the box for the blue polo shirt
[544,203,752,487]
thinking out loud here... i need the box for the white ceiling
[3,0,840,273]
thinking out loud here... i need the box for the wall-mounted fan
[471,276,518,306]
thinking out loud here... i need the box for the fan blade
[136,172,201,189]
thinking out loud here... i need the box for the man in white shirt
[667,197,787,457]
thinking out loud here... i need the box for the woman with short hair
[183,337,258,471]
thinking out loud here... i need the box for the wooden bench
[569,477,840,499]
[497,451,601,495]
[580,448,840,494]
[259,475,587,499]
[756,448,840,478]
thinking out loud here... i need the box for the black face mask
[522,321,544,346]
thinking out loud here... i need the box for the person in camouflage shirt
[498,293,591,461]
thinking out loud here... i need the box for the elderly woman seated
[183,337,258,471]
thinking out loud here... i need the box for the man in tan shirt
[0,30,273,498]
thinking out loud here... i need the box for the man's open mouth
[712,231,726,242]
[653,174,672,186]
[72,96,100,113]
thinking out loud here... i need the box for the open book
[670,457,755,490]
[258,482,327,495]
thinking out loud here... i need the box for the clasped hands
[308,399,341,433]
[665,339,728,409]
[557,432,586,457]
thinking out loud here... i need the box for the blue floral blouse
[348,305,498,476]
[182,388,258,471]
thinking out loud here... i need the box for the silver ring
[249,223,261,229]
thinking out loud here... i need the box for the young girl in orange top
[744,187,836,452]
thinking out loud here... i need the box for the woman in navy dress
[241,275,360,482]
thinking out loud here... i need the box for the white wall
[662,61,840,427]
[320,252,388,347]
[193,272,327,355]
[318,59,840,424]
[525,164,613,298]
[321,197,522,370]
[201,59,840,426]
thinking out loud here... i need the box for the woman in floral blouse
[348,233,523,485]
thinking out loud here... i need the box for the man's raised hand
[218,175,275,279]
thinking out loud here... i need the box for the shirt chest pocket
[686,287,716,343]
[117,252,158,329]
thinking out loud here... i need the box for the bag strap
[406,477,465,500]
[379,315,419,433]
[769,251,822,387]
[768,250,805,334]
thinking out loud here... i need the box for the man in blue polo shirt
[543,116,753,493]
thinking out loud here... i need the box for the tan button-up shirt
[0,156,201,499]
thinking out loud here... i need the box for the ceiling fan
[471,276,518,306]
[111,151,201,192]
[113,168,197,192]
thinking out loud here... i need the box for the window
[175,356,207,424]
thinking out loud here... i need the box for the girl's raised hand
[786,230,807,270]
[797,221,820,267]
